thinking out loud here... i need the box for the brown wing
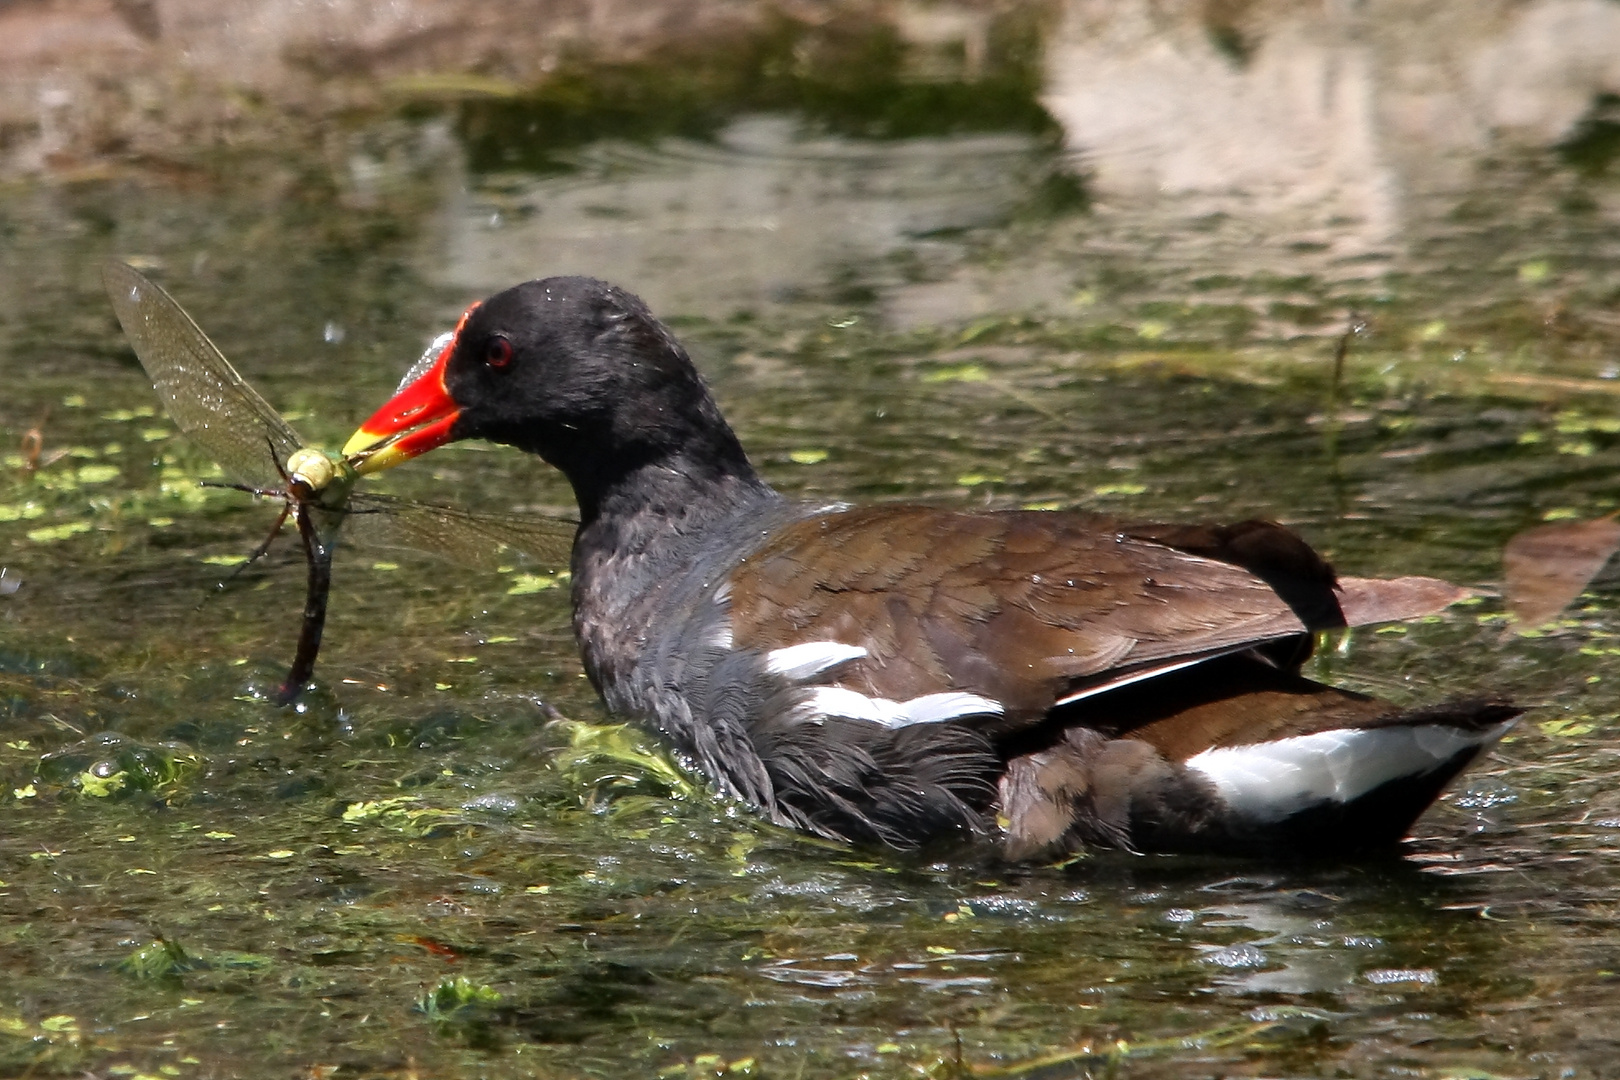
[726,507,1468,719]
[731,507,1301,715]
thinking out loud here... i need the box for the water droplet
[1203,943,1267,969]
[1364,967,1436,985]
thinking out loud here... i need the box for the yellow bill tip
[341,427,386,459]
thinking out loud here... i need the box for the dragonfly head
[286,447,356,506]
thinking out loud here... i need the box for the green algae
[1,7,1620,1077]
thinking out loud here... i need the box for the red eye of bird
[484,336,514,369]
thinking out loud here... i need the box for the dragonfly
[102,260,576,704]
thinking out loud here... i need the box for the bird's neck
[565,446,781,702]
[559,414,772,525]
[575,450,777,549]
[561,420,777,591]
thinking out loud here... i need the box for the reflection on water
[3,1,1620,1077]
[440,119,1051,318]
[1047,0,1620,232]
[4,0,1620,340]
[1049,0,1400,248]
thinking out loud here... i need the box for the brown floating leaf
[1503,515,1620,628]
[17,408,67,473]
[1336,575,1475,627]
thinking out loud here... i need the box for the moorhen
[344,277,1518,859]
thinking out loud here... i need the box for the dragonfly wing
[344,493,577,571]
[103,260,303,490]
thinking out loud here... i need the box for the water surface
[3,3,1620,1076]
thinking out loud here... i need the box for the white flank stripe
[799,686,899,724]
[900,692,1005,726]
[797,686,1003,728]
[1185,722,1514,823]
[1052,648,1249,708]
[766,641,868,681]
[704,620,734,650]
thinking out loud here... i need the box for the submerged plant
[417,977,504,1049]
[116,937,271,988]
[35,733,202,800]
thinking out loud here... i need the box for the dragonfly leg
[209,501,293,598]
[202,480,283,499]
[240,501,293,567]
[268,437,294,484]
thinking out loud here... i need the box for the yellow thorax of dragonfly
[284,447,359,511]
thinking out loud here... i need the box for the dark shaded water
[5,3,1620,1076]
